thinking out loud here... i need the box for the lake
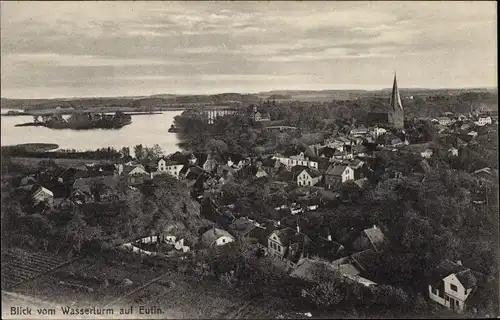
[0,110,184,155]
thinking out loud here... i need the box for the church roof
[390,73,403,111]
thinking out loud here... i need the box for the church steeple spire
[390,72,403,111]
[388,72,404,129]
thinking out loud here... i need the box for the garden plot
[11,257,167,307]
[1,248,75,289]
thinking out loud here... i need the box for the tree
[134,144,145,162]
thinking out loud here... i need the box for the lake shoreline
[1,110,184,156]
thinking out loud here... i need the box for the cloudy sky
[1,1,497,99]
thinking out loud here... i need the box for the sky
[1,1,497,99]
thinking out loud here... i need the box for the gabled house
[472,167,497,182]
[428,259,485,313]
[268,227,311,270]
[294,166,322,187]
[157,158,185,179]
[324,164,354,190]
[255,166,269,178]
[32,186,54,207]
[122,164,150,185]
[352,225,386,252]
[201,228,235,248]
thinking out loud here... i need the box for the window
[450,284,458,292]
[445,296,449,301]
[455,300,459,307]
[222,238,226,243]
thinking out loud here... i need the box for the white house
[295,168,322,187]
[428,260,481,313]
[468,131,478,138]
[475,116,492,126]
[448,147,459,157]
[201,228,235,247]
[273,152,319,170]
[32,186,54,206]
[157,159,185,179]
[371,127,387,138]
[437,117,452,126]
[420,149,434,159]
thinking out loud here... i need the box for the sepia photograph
[1,1,498,319]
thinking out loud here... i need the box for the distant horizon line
[1,86,497,100]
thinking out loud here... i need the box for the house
[331,149,354,160]
[324,164,354,190]
[472,167,497,182]
[255,166,269,178]
[201,228,235,248]
[420,149,434,159]
[352,225,386,252]
[157,158,185,179]
[32,186,54,206]
[57,167,82,184]
[229,217,259,240]
[475,116,492,126]
[370,127,387,138]
[428,259,483,313]
[350,127,368,136]
[291,258,338,283]
[448,147,459,157]
[268,227,311,270]
[437,117,453,126]
[272,152,319,170]
[121,164,150,185]
[308,235,345,263]
[468,131,478,138]
[184,166,204,181]
[334,263,377,287]
[259,157,281,176]
[294,167,322,187]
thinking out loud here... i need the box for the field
[10,157,113,169]
[1,248,76,290]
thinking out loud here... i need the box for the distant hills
[1,88,496,111]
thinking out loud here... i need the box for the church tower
[388,72,404,129]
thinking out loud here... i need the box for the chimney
[327,234,332,242]
[150,172,153,179]
[457,260,462,266]
[296,225,300,234]
[373,225,377,230]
